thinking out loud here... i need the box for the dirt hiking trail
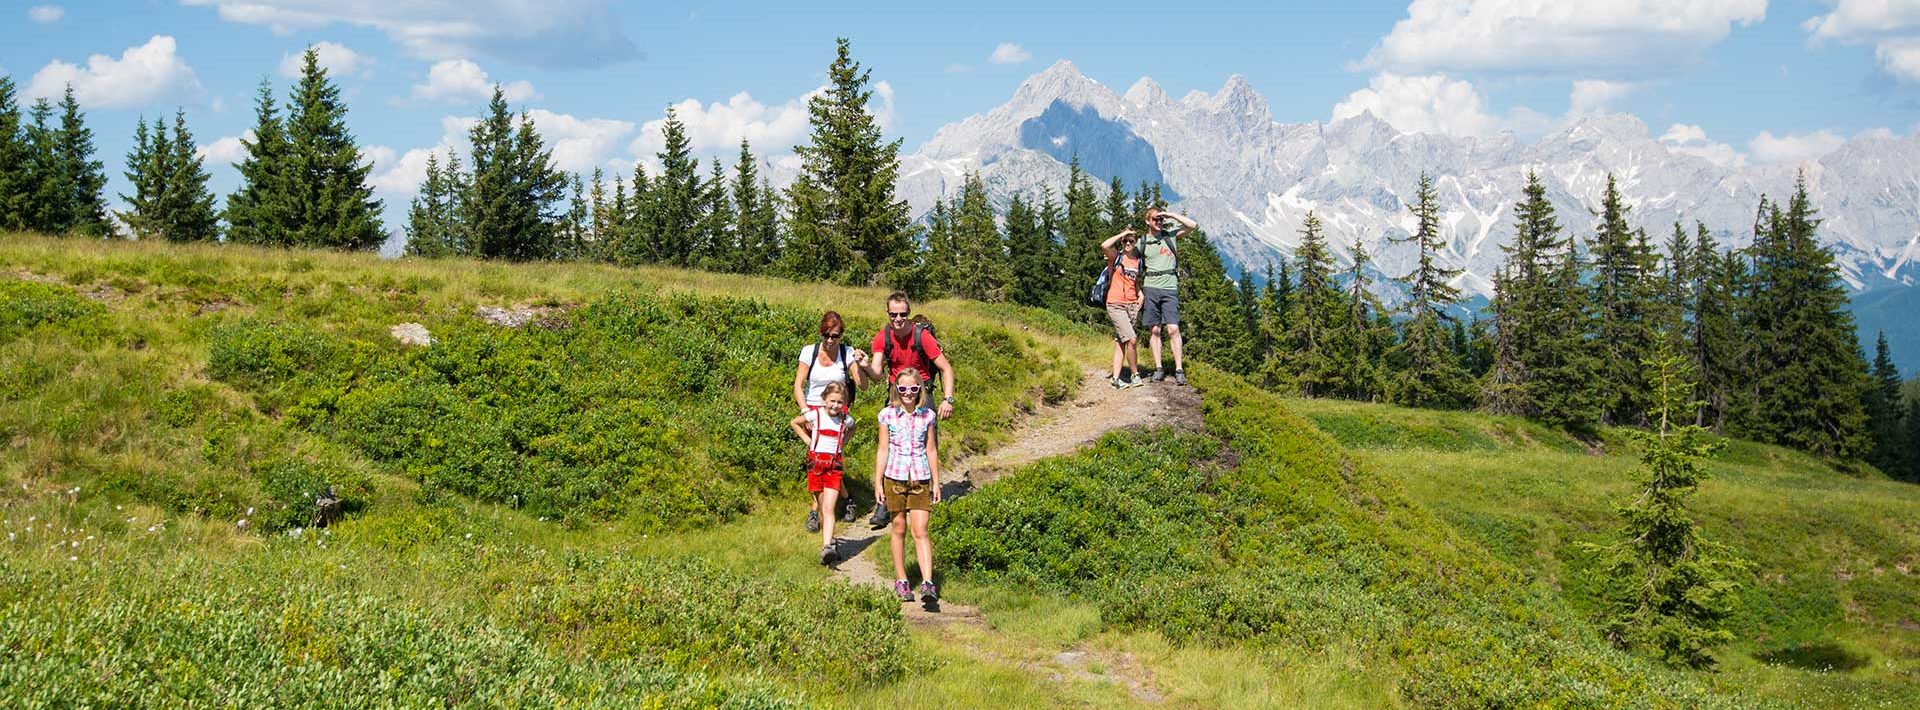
[829,367,1202,626]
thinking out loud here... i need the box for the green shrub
[0,278,103,345]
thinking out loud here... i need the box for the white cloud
[1658,123,1746,168]
[198,131,255,167]
[1569,79,1635,113]
[1331,72,1496,136]
[1749,129,1846,164]
[181,0,638,68]
[277,41,370,79]
[630,89,821,160]
[989,42,1032,65]
[526,109,633,172]
[409,59,538,103]
[1806,1,1920,82]
[368,116,475,195]
[25,35,205,109]
[28,5,63,23]
[1361,0,1767,74]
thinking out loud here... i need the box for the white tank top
[809,409,849,456]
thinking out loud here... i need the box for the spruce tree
[1903,398,1920,484]
[23,98,65,233]
[1004,192,1058,308]
[783,38,912,284]
[694,162,733,270]
[225,79,295,247]
[650,108,701,265]
[557,173,590,261]
[949,172,1012,301]
[1590,175,1657,425]
[465,87,566,261]
[1865,333,1908,475]
[120,117,163,239]
[1483,265,1529,414]
[404,153,458,258]
[1179,227,1254,376]
[158,110,219,242]
[1387,174,1473,409]
[0,75,32,230]
[1287,212,1341,396]
[52,85,111,237]
[1586,339,1748,669]
[587,167,609,259]
[1742,179,1871,458]
[732,139,780,271]
[1535,244,1606,430]
[1105,176,1131,237]
[1062,158,1106,321]
[1333,235,1386,401]
[1700,239,1749,430]
[285,48,382,250]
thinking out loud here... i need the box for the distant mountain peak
[1123,77,1170,107]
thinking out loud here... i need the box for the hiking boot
[805,509,820,533]
[1174,370,1187,386]
[1108,374,1125,389]
[841,501,858,523]
[1150,370,1167,383]
[820,544,836,566]
[918,580,939,602]
[894,580,914,602]
[1122,376,1146,389]
[869,506,891,529]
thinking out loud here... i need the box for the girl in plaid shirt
[874,367,942,603]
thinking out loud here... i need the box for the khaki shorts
[883,477,934,513]
[1106,301,1142,343]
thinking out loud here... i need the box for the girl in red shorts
[790,381,853,565]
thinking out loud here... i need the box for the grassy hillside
[1291,396,1920,707]
[4,233,1915,708]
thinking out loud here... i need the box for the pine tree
[405,153,448,257]
[558,173,590,261]
[225,79,294,247]
[22,98,64,233]
[587,167,609,259]
[52,85,111,237]
[1062,158,1106,321]
[1236,267,1266,378]
[783,38,912,284]
[1903,398,1920,484]
[120,117,163,239]
[1103,177,1132,237]
[1586,339,1748,669]
[1699,237,1748,430]
[732,140,780,271]
[465,87,566,261]
[285,48,382,250]
[1178,227,1254,376]
[0,75,33,230]
[1535,243,1606,430]
[650,108,701,265]
[1287,212,1341,396]
[1332,235,1386,401]
[158,109,219,242]
[1742,179,1871,459]
[694,162,733,270]
[1864,333,1908,475]
[1387,174,1473,409]
[1487,172,1578,417]
[1004,192,1058,308]
[1590,175,1657,425]
[949,173,1012,301]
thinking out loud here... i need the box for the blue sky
[4,0,1918,228]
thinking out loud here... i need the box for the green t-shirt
[1139,228,1179,291]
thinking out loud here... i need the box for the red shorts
[806,452,844,493]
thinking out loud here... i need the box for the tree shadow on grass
[1754,642,1871,672]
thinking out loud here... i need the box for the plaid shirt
[876,406,936,481]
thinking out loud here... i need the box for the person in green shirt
[1138,207,1195,385]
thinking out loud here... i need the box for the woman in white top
[792,310,867,531]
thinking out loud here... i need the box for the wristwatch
[943,396,956,404]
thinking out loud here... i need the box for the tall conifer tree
[1287,212,1341,396]
[0,75,33,229]
[1387,174,1472,408]
[784,38,912,284]
[285,48,382,249]
[949,173,1012,301]
[225,79,294,246]
[1589,175,1657,425]
[53,85,111,237]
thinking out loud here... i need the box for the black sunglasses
[888,311,910,318]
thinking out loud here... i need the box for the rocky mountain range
[896,60,1920,370]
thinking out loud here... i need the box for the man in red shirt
[867,292,956,421]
